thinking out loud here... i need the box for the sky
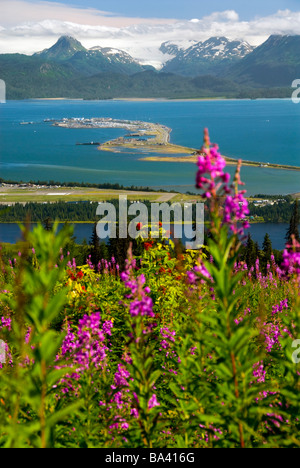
[38,0,299,20]
[1,0,300,68]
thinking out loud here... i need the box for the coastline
[140,154,300,172]
[30,98,84,101]
[9,97,292,102]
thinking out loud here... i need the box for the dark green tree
[254,241,260,260]
[245,233,257,269]
[108,223,144,271]
[260,233,273,273]
[286,200,300,244]
[62,222,77,259]
[43,216,52,232]
[108,234,131,272]
[78,238,90,266]
[90,222,102,269]
[262,233,273,263]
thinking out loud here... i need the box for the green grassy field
[0,186,203,205]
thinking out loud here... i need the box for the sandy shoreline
[140,154,300,171]
[31,98,84,101]
[113,97,240,102]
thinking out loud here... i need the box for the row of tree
[247,197,295,223]
[241,200,300,272]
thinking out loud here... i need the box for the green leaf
[46,400,83,428]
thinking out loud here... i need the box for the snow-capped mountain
[31,35,255,75]
[162,37,255,76]
[89,46,140,65]
[34,36,86,61]
[159,40,197,58]
[184,37,254,60]
[34,37,149,75]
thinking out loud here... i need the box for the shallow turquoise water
[0,99,299,195]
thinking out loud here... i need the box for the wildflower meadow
[0,130,299,449]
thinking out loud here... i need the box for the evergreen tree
[90,222,102,269]
[245,233,257,269]
[108,234,131,272]
[63,222,77,259]
[286,200,300,244]
[108,223,144,271]
[262,233,273,263]
[254,241,260,260]
[43,217,52,232]
[260,233,273,274]
[76,238,90,266]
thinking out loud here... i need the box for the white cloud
[202,10,240,22]
[0,1,299,68]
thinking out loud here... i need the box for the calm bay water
[0,222,295,251]
[0,99,299,195]
[0,99,299,247]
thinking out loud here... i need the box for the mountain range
[34,36,151,75]
[161,37,255,76]
[0,34,298,99]
[224,35,300,87]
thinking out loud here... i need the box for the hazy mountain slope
[225,35,300,86]
[0,53,79,99]
[67,48,148,76]
[34,36,87,61]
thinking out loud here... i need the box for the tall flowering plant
[196,128,249,238]
[169,130,273,447]
[0,224,82,448]
[112,245,164,447]
[272,235,300,445]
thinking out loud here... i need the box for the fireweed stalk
[172,130,271,448]
[275,235,300,437]
[115,245,163,448]
[56,312,114,447]
[0,224,82,448]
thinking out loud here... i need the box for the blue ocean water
[0,99,299,195]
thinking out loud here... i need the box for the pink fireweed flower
[0,316,12,331]
[187,263,213,285]
[252,361,266,384]
[25,327,32,344]
[222,161,249,236]
[59,312,112,374]
[272,299,288,316]
[160,327,176,349]
[196,129,230,198]
[121,247,154,318]
[281,237,300,278]
[113,364,130,388]
[195,129,249,237]
[148,394,160,409]
[223,193,250,229]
